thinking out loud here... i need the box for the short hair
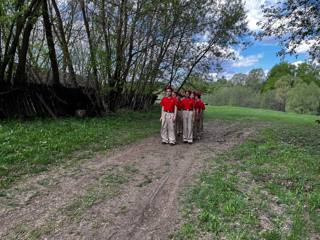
[165,85,173,91]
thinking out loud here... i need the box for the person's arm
[173,105,177,122]
[193,102,196,122]
[160,106,164,122]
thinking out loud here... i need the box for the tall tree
[42,0,59,85]
[51,0,77,86]
[262,62,295,91]
[246,68,265,92]
[79,0,99,89]
[14,0,41,85]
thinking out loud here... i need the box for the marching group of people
[160,86,205,145]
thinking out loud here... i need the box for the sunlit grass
[0,108,160,189]
[174,106,320,239]
[205,105,319,125]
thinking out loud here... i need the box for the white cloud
[292,40,316,54]
[231,53,263,67]
[208,72,218,81]
[291,61,304,67]
[244,0,278,31]
[223,73,234,80]
[208,72,234,81]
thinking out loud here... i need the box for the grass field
[174,106,320,239]
[205,106,318,125]
[0,108,160,189]
[1,105,320,238]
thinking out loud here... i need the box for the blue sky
[217,0,310,79]
[225,40,309,76]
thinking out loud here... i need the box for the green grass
[0,108,160,189]
[205,106,319,125]
[2,104,320,238]
[174,105,320,239]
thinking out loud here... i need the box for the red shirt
[177,99,182,111]
[198,99,205,110]
[160,97,177,112]
[195,100,201,110]
[181,98,195,110]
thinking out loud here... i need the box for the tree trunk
[0,0,38,84]
[79,0,99,89]
[42,0,60,85]
[51,0,77,87]
[14,2,41,85]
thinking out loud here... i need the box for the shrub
[286,82,320,115]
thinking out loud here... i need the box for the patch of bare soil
[0,121,256,240]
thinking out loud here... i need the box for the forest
[0,0,247,118]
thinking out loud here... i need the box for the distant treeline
[201,63,320,115]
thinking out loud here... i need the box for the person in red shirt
[198,92,206,133]
[181,90,195,143]
[194,91,203,140]
[160,86,177,145]
[172,92,183,137]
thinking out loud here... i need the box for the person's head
[194,92,199,100]
[172,92,177,98]
[185,90,191,98]
[165,86,173,97]
[190,91,195,99]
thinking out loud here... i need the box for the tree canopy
[0,0,248,113]
[259,0,320,61]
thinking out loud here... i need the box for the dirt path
[0,121,256,240]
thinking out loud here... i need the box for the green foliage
[259,1,320,60]
[246,68,265,91]
[175,107,320,239]
[183,75,210,93]
[204,85,261,108]
[205,63,320,115]
[296,63,320,87]
[259,90,280,110]
[0,108,160,189]
[204,85,281,111]
[263,62,320,92]
[274,75,298,110]
[262,62,295,92]
[286,82,320,115]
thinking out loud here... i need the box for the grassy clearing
[205,106,318,125]
[174,106,320,239]
[0,108,159,189]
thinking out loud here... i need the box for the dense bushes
[204,83,320,115]
[203,63,320,115]
[204,86,259,107]
[286,82,320,115]
[204,86,280,111]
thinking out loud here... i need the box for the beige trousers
[193,117,200,140]
[176,110,183,134]
[161,112,176,144]
[183,110,193,143]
